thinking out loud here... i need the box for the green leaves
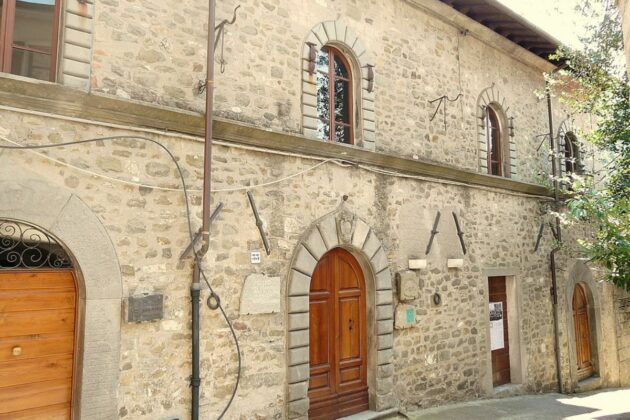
[548,0,629,289]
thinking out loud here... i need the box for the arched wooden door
[308,248,368,419]
[573,283,594,381]
[0,220,76,419]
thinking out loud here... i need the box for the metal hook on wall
[214,5,240,74]
[198,5,241,94]
[428,93,463,132]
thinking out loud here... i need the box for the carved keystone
[336,210,356,245]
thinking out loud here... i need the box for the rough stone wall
[3,107,612,418]
[91,0,572,184]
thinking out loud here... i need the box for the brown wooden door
[488,276,510,387]
[573,284,593,381]
[0,271,76,419]
[308,248,368,419]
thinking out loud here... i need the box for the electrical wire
[0,133,339,192]
[0,132,553,201]
[0,135,241,420]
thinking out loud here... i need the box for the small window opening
[315,45,353,145]
[0,0,61,82]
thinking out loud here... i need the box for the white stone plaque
[240,274,280,315]
[489,302,504,351]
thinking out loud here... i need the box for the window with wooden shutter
[0,0,61,82]
[315,46,354,145]
[485,105,504,176]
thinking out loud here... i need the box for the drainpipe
[546,80,564,394]
[191,0,217,418]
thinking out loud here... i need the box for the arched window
[315,46,353,144]
[485,105,503,176]
[564,132,580,175]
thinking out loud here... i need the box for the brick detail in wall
[476,84,517,179]
[58,0,94,90]
[286,208,394,418]
[302,21,375,151]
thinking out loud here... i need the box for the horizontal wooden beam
[0,76,552,198]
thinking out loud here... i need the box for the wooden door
[489,276,510,387]
[573,284,593,381]
[0,271,76,419]
[308,248,368,419]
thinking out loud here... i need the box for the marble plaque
[240,273,281,315]
[127,294,164,323]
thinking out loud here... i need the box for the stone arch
[564,260,603,391]
[285,206,394,418]
[301,20,376,150]
[0,166,122,419]
[476,85,517,178]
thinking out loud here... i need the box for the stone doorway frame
[565,260,602,390]
[285,207,395,418]
[0,171,122,419]
[481,269,527,395]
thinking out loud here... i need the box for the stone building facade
[0,0,628,419]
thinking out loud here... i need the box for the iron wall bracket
[425,211,441,255]
[247,191,271,255]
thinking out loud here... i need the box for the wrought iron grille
[0,219,72,269]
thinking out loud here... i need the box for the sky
[497,0,588,48]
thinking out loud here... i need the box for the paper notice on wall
[489,302,504,351]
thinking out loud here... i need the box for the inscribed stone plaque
[127,294,164,322]
[240,274,281,315]
[396,270,419,302]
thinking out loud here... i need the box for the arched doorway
[573,283,594,381]
[308,248,368,419]
[0,172,122,418]
[0,219,77,418]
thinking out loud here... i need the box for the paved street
[405,388,630,420]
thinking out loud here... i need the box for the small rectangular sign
[250,251,261,264]
[406,307,415,324]
[489,302,504,351]
[127,294,164,323]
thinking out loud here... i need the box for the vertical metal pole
[201,0,216,255]
[191,0,216,418]
[547,86,560,205]
[191,276,201,420]
[546,82,564,393]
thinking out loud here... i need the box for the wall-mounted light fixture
[479,105,487,130]
[363,64,375,93]
[306,42,317,75]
